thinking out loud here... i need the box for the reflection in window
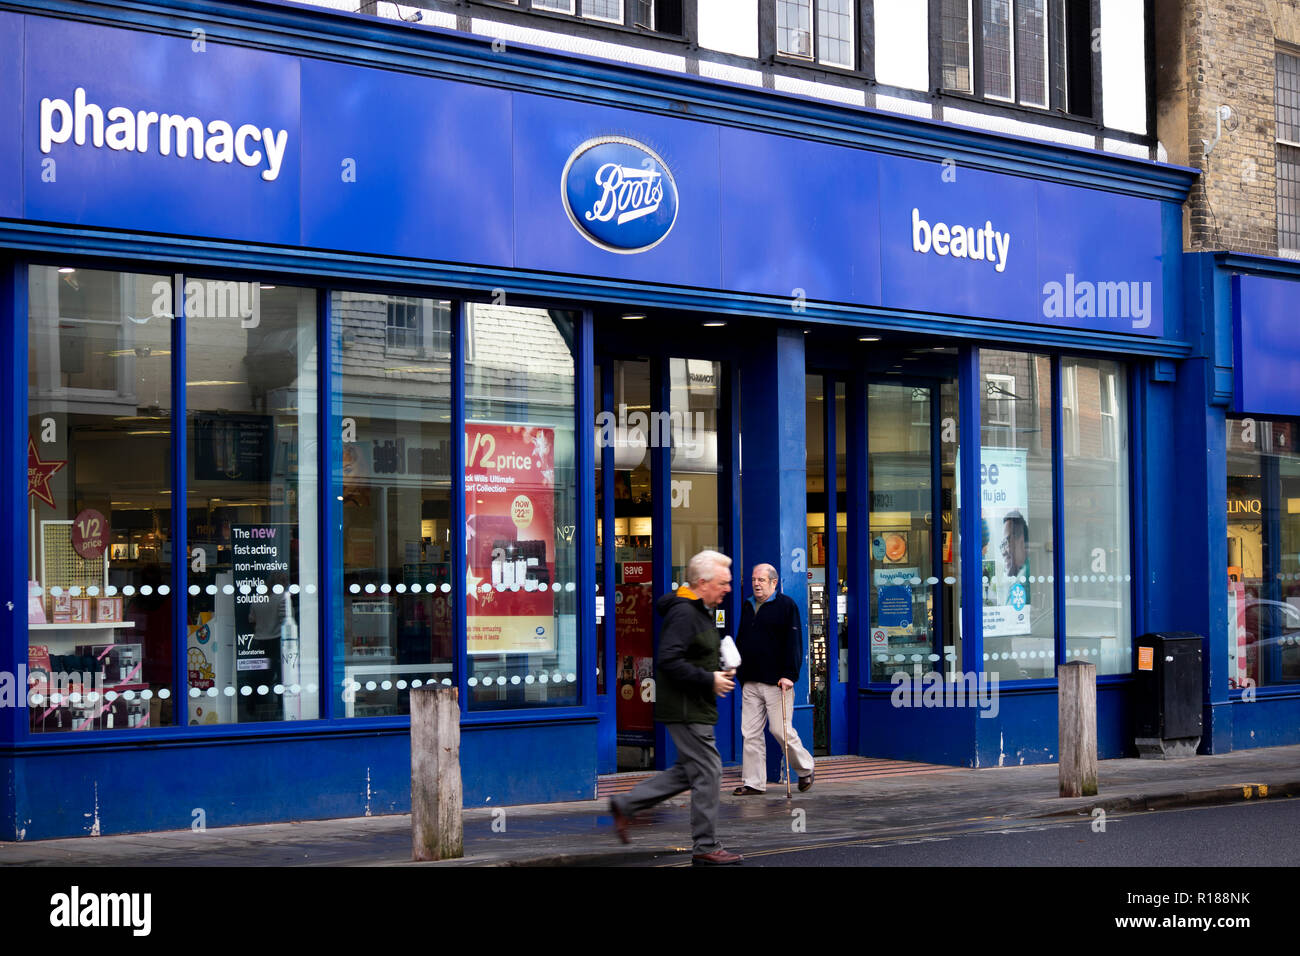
[941,0,973,92]
[1227,417,1300,689]
[185,281,319,724]
[778,0,853,68]
[981,0,1012,100]
[1062,358,1131,676]
[27,266,174,732]
[335,292,454,717]
[980,350,1054,680]
[1013,0,1047,107]
[464,304,579,709]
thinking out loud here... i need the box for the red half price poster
[465,422,557,654]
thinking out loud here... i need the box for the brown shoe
[692,848,743,865]
[798,771,814,792]
[732,785,764,796]
[609,799,630,844]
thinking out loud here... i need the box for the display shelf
[29,622,138,631]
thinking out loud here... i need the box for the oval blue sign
[561,137,679,254]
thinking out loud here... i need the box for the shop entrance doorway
[594,345,735,774]
[808,345,961,757]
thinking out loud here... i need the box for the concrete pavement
[1,744,1297,866]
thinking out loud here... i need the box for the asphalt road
[633,797,1300,867]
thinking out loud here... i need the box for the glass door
[598,353,728,771]
[866,372,962,686]
[607,360,656,770]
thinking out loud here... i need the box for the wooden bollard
[411,685,463,861]
[1058,660,1098,798]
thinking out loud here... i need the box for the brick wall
[1159,0,1300,255]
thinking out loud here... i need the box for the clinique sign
[39,87,290,182]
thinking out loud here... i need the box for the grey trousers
[612,722,723,854]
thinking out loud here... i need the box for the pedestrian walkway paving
[1,744,1297,867]
[596,755,958,796]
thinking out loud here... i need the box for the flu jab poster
[465,422,556,654]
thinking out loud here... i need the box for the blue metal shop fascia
[0,225,1197,361]
[4,0,1198,204]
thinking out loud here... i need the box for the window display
[464,304,580,709]
[26,266,175,732]
[980,349,1055,680]
[1227,416,1300,689]
[185,281,320,724]
[1061,358,1132,675]
[334,292,455,717]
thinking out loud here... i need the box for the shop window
[1061,357,1131,676]
[939,0,1092,117]
[334,292,455,717]
[777,0,855,69]
[866,364,962,686]
[1227,417,1300,689]
[185,281,320,724]
[1276,50,1300,257]
[464,303,579,709]
[980,350,1055,680]
[27,266,175,733]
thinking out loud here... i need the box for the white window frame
[1016,0,1050,108]
[1100,370,1119,461]
[986,373,1017,445]
[943,0,976,94]
[777,0,855,70]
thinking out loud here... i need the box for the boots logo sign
[561,137,678,254]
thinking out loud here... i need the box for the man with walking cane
[608,550,743,865]
[732,563,815,796]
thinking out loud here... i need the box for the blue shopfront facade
[2,0,1282,842]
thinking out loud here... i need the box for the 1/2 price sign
[72,508,108,560]
[465,422,556,655]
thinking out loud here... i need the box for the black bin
[1134,632,1203,758]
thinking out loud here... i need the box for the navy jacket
[735,591,803,686]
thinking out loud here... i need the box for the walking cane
[780,685,792,800]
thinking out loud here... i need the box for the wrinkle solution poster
[465,422,556,654]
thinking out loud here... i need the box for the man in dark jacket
[608,549,742,865]
[732,563,815,795]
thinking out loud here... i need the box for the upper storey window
[776,0,855,69]
[526,0,684,35]
[939,0,1094,118]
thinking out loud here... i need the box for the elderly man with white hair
[732,562,814,795]
[608,549,743,865]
